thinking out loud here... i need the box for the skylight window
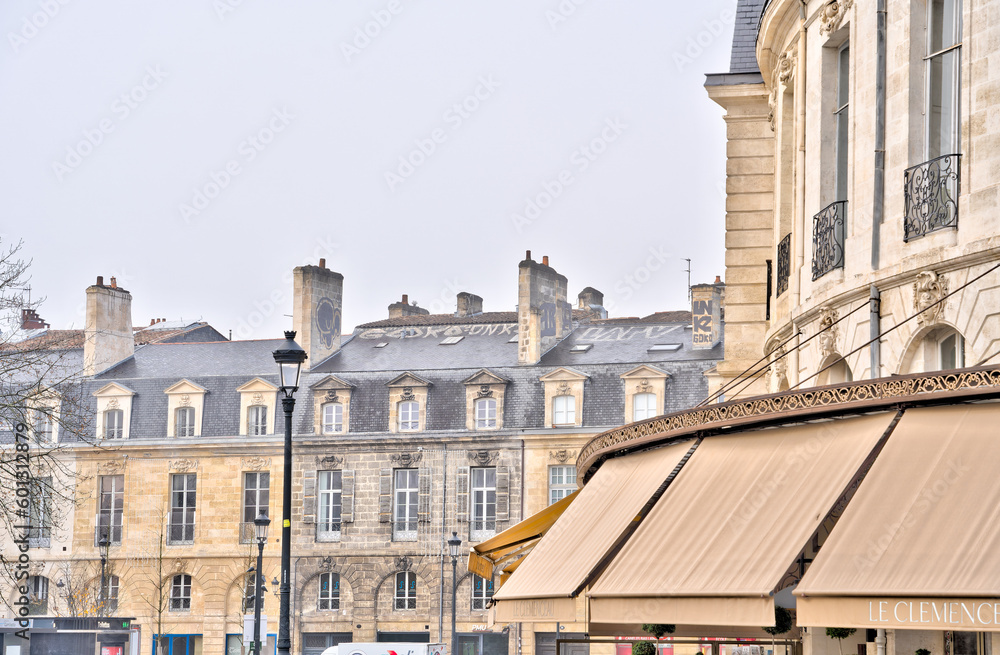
[374,342,389,348]
[648,344,682,353]
[440,336,465,345]
[508,334,518,343]
[570,344,593,354]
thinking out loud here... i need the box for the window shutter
[378,468,392,523]
[418,468,431,523]
[302,469,316,524]
[456,466,470,523]
[495,466,510,522]
[342,469,355,523]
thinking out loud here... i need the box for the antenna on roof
[683,259,692,301]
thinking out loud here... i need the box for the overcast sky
[1,1,735,339]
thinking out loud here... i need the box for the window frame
[28,476,52,548]
[393,469,419,541]
[548,465,577,506]
[925,0,963,159]
[169,473,197,545]
[471,574,494,611]
[242,471,270,542]
[474,397,497,430]
[98,474,125,545]
[834,41,850,202]
[169,574,192,611]
[175,406,196,437]
[318,470,343,539]
[632,392,658,422]
[103,408,124,440]
[552,395,576,426]
[470,467,497,540]
[321,402,344,434]
[394,571,417,610]
[318,572,341,611]
[248,405,268,436]
[27,576,48,615]
[398,400,419,432]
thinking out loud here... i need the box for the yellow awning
[589,412,897,626]
[493,442,694,622]
[468,489,579,579]
[796,404,1000,629]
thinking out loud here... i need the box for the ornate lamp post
[448,531,462,655]
[252,513,270,654]
[98,532,110,616]
[272,332,307,655]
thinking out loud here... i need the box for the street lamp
[448,531,462,655]
[98,532,110,616]
[252,513,270,655]
[272,331,307,655]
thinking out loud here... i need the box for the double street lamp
[448,531,463,655]
[251,513,270,654]
[272,331,307,655]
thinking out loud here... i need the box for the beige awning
[492,442,694,622]
[796,404,1000,629]
[468,489,579,579]
[588,412,897,626]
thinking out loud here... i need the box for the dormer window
[104,409,124,439]
[94,383,135,441]
[387,373,431,434]
[552,395,576,426]
[463,369,508,431]
[236,378,277,437]
[398,401,419,432]
[633,392,657,421]
[539,368,588,429]
[322,403,343,434]
[165,380,208,438]
[621,365,670,425]
[475,398,497,429]
[175,407,195,437]
[248,406,268,436]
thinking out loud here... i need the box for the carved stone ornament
[251,392,264,405]
[819,0,854,35]
[768,88,778,132]
[400,386,415,402]
[324,390,340,404]
[100,459,127,475]
[770,344,788,385]
[549,449,577,464]
[776,49,797,86]
[106,397,120,410]
[817,306,840,358]
[391,452,422,468]
[476,385,494,398]
[170,458,198,472]
[395,555,412,572]
[178,394,191,407]
[636,379,653,394]
[319,556,336,572]
[914,270,948,326]
[468,450,498,466]
[557,381,572,394]
[173,559,185,573]
[241,456,271,471]
[316,454,343,468]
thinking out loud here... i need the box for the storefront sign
[798,597,1000,630]
[493,597,576,622]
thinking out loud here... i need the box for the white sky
[1,0,735,339]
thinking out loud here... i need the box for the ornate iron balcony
[776,233,791,297]
[904,154,960,242]
[812,200,846,280]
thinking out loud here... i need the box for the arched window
[398,401,419,432]
[175,407,195,437]
[817,356,854,386]
[632,393,657,421]
[247,405,268,436]
[552,395,575,426]
[27,576,48,615]
[318,572,340,610]
[170,574,192,611]
[474,397,497,429]
[902,326,966,373]
[322,403,343,434]
[394,571,416,610]
[104,409,123,439]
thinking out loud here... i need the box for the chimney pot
[96,276,104,286]
[150,319,155,326]
[525,250,531,261]
[319,258,326,269]
[110,277,117,289]
[402,294,408,304]
[542,256,549,266]
[715,275,722,284]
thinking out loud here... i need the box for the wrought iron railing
[812,200,846,280]
[392,520,418,541]
[316,520,342,542]
[904,154,960,241]
[775,234,791,296]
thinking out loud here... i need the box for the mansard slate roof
[62,312,721,441]
[730,0,765,73]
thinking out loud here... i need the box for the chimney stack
[517,253,572,365]
[577,287,608,319]
[456,292,483,317]
[84,276,134,375]
[20,308,49,330]
[292,260,345,370]
[691,277,725,350]
[388,294,430,319]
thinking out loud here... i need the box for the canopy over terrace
[484,366,1000,634]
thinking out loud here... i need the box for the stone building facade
[1,253,722,655]
[706,0,1000,398]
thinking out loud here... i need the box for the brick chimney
[293,259,345,370]
[84,276,134,375]
[388,294,430,319]
[21,308,49,329]
[577,287,607,319]
[456,292,483,317]
[691,277,725,350]
[517,252,572,365]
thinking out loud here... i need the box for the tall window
[170,574,192,611]
[398,401,419,432]
[552,395,576,426]
[927,0,962,158]
[394,571,416,610]
[248,405,268,436]
[393,469,419,540]
[835,43,850,201]
[169,474,196,544]
[939,330,965,370]
[98,474,124,544]
[471,574,494,611]
[27,576,48,615]
[242,573,256,613]
[102,575,120,612]
[474,397,497,429]
[28,476,52,548]
[548,466,577,505]
[104,409,124,439]
[242,472,269,542]
[175,407,195,437]
[33,409,52,442]
[318,470,343,537]
[471,467,496,539]
[632,392,657,421]
[318,572,340,610]
[321,403,343,434]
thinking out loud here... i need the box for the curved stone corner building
[705,0,1000,398]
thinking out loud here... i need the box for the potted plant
[826,627,857,655]
[632,642,657,655]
